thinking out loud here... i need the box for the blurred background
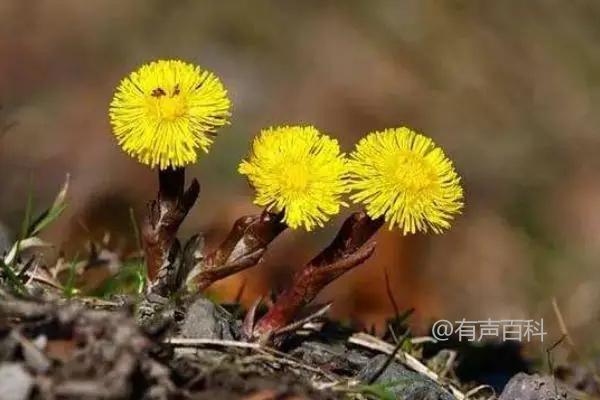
[1,0,600,362]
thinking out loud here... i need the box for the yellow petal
[239,125,348,231]
[348,127,463,234]
[109,59,231,169]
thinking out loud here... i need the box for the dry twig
[165,337,261,350]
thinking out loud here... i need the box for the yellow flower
[239,126,348,231]
[348,127,463,234]
[109,59,231,169]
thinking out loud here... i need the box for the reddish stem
[190,210,286,290]
[142,168,199,281]
[252,211,383,339]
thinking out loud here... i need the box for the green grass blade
[30,174,69,236]
[63,253,80,298]
[129,207,142,251]
[0,258,26,294]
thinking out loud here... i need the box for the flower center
[149,86,187,122]
[281,163,310,193]
[392,152,437,193]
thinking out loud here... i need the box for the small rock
[179,297,233,340]
[499,373,575,400]
[0,363,34,400]
[21,337,51,374]
[358,354,455,400]
[346,349,371,368]
[291,341,368,374]
[297,341,346,365]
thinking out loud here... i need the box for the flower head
[348,127,463,234]
[239,126,348,231]
[109,59,231,169]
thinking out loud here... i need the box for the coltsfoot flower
[109,59,231,169]
[239,126,348,231]
[348,127,463,234]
